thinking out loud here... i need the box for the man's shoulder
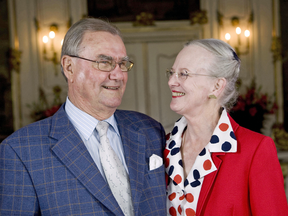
[115,109,159,123]
[2,117,53,145]
[2,105,68,146]
[115,109,164,131]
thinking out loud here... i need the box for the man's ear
[212,77,227,98]
[61,55,74,82]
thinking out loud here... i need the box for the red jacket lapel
[196,152,224,215]
[197,114,239,215]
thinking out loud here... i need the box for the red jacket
[196,116,288,216]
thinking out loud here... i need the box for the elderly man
[0,18,166,216]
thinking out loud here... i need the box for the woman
[165,39,288,216]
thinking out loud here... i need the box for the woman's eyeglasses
[166,69,216,80]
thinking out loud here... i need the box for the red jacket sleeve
[249,136,288,215]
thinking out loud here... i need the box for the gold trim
[271,0,281,123]
[271,36,282,63]
[272,126,288,150]
[190,10,208,25]
[11,0,23,128]
[133,12,155,27]
[9,48,22,73]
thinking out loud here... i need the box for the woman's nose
[168,73,180,87]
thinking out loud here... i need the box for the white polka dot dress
[165,109,237,216]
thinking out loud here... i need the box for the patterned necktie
[96,121,134,216]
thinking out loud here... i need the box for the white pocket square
[149,154,163,171]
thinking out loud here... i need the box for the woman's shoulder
[234,125,277,159]
[229,113,272,144]
[235,124,272,143]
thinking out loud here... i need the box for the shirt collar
[65,97,120,140]
[168,108,237,153]
[207,108,237,153]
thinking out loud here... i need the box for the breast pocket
[147,164,165,179]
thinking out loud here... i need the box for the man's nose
[109,64,125,80]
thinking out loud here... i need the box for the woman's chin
[170,104,183,115]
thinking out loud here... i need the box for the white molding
[115,21,202,43]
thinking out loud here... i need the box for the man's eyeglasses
[68,55,134,72]
[166,69,217,81]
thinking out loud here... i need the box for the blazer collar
[228,113,240,132]
[49,104,125,216]
[197,114,240,215]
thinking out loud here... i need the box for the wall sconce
[40,23,64,75]
[218,12,253,56]
[224,17,251,56]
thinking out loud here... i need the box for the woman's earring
[209,94,217,99]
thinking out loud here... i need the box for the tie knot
[96,121,109,136]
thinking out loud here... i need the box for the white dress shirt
[65,97,129,180]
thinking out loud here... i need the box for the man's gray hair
[60,17,122,80]
[185,38,241,111]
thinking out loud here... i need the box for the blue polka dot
[210,135,219,144]
[230,131,236,140]
[171,147,180,155]
[168,166,174,176]
[178,160,183,167]
[168,140,176,149]
[171,126,178,135]
[193,169,200,180]
[190,180,201,187]
[199,148,206,156]
[176,118,181,122]
[222,141,232,151]
[184,179,189,187]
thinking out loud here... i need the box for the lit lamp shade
[244,30,250,37]
[49,31,55,39]
[43,36,48,43]
[225,33,231,41]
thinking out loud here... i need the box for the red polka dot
[166,133,171,140]
[173,174,182,184]
[219,123,229,131]
[179,194,185,200]
[165,158,170,168]
[185,193,194,203]
[168,192,176,201]
[169,207,177,216]
[203,159,212,170]
[164,149,170,159]
[186,208,196,216]
[178,205,182,214]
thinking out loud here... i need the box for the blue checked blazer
[0,104,166,215]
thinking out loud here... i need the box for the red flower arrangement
[28,85,62,121]
[230,79,278,133]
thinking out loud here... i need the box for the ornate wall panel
[117,21,202,132]
[8,0,87,127]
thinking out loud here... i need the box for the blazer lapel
[197,114,239,215]
[49,105,124,216]
[115,110,146,214]
[196,152,224,215]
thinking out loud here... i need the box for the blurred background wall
[0,0,285,137]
